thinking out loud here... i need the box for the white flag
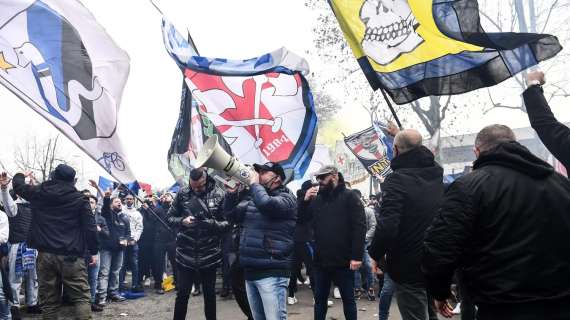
[0,0,134,182]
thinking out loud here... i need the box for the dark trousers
[288,241,314,297]
[229,260,253,320]
[37,252,91,320]
[314,266,356,320]
[221,232,234,290]
[174,265,216,320]
[137,241,154,284]
[394,281,438,320]
[456,272,477,320]
[154,241,177,288]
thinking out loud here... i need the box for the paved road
[26,283,459,319]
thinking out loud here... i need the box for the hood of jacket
[39,180,81,205]
[474,141,554,179]
[391,146,438,171]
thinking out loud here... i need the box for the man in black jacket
[423,124,570,320]
[11,164,98,320]
[368,129,443,320]
[95,190,130,308]
[300,165,365,320]
[224,162,296,320]
[523,70,570,168]
[167,168,229,320]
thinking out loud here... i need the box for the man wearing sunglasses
[224,162,296,320]
[299,165,366,320]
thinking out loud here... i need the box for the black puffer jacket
[12,174,98,256]
[423,142,570,312]
[167,177,229,270]
[300,179,366,268]
[368,146,443,285]
[224,183,296,272]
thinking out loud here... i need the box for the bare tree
[479,0,570,113]
[9,135,68,182]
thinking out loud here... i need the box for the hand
[89,255,98,266]
[128,240,136,246]
[104,188,112,198]
[96,225,102,232]
[142,203,149,210]
[371,259,383,275]
[434,300,454,318]
[182,216,195,227]
[248,170,260,185]
[349,260,362,271]
[225,180,239,193]
[386,120,400,137]
[0,172,10,190]
[304,186,318,201]
[24,171,36,185]
[119,239,128,247]
[88,179,98,188]
[526,70,545,86]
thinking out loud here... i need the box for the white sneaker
[287,296,298,305]
[333,287,341,299]
[297,279,303,285]
[452,302,461,315]
[327,300,334,307]
[304,278,311,286]
[144,278,151,287]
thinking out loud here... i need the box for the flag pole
[379,88,403,130]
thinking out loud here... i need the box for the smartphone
[214,175,237,189]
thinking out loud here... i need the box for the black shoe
[155,288,165,295]
[91,303,104,312]
[10,307,22,320]
[220,287,230,298]
[131,286,144,293]
[109,294,126,302]
[26,305,42,314]
[367,289,376,301]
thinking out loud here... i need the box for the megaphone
[195,135,253,186]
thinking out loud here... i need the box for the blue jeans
[119,244,139,289]
[314,267,356,320]
[87,253,100,303]
[355,250,374,291]
[97,249,124,303]
[378,272,395,320]
[8,242,38,307]
[245,276,289,320]
[0,269,11,320]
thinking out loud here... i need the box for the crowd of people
[0,70,569,320]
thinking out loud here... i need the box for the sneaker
[354,288,362,299]
[304,278,311,286]
[452,302,461,315]
[109,294,126,302]
[367,289,376,301]
[333,287,341,299]
[10,307,22,320]
[26,305,42,314]
[327,300,334,307]
[91,304,104,312]
[287,296,298,305]
[155,288,165,295]
[144,278,151,287]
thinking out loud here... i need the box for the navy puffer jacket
[224,183,296,271]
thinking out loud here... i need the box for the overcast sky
[1,0,569,188]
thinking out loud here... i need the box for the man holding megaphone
[223,162,297,320]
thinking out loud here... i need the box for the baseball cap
[253,162,286,181]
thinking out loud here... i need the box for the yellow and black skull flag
[329,0,562,104]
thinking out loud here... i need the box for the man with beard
[167,168,229,320]
[300,165,366,320]
[224,162,296,320]
[119,194,143,292]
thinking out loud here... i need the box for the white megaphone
[195,135,254,186]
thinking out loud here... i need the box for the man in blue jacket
[224,162,296,320]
